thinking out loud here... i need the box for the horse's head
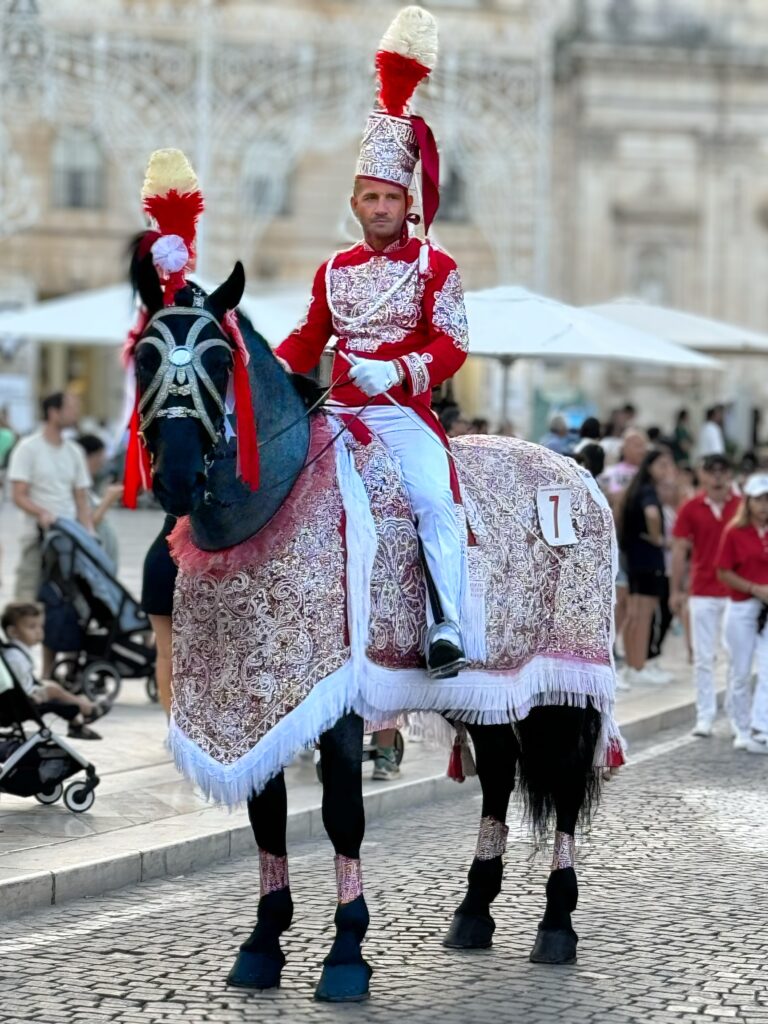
[132,253,245,516]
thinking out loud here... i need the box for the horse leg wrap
[444,816,507,950]
[315,857,372,1003]
[530,832,578,965]
[227,853,293,990]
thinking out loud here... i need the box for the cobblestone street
[2,726,767,1024]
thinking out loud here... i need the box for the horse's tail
[514,701,603,842]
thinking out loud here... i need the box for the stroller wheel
[63,781,95,813]
[80,660,122,705]
[145,673,159,703]
[52,656,82,694]
[34,783,63,805]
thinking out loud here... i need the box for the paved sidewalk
[0,501,723,917]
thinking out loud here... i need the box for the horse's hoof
[442,911,495,950]
[529,926,578,965]
[314,962,372,1003]
[226,950,284,989]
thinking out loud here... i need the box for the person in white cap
[715,473,768,754]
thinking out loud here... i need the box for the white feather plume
[379,5,438,70]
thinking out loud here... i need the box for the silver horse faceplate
[137,306,231,444]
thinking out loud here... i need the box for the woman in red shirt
[716,474,768,754]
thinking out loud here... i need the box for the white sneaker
[691,719,713,738]
[641,663,673,684]
[733,734,749,751]
[615,668,632,692]
[745,734,768,755]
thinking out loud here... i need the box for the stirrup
[426,621,467,679]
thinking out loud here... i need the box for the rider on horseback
[275,5,470,680]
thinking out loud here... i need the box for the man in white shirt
[8,391,93,603]
[696,404,726,459]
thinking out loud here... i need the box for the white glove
[347,357,401,397]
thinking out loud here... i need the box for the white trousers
[723,598,768,737]
[351,404,463,626]
[688,596,727,725]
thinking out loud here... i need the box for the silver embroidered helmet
[354,5,441,233]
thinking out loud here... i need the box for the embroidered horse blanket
[168,414,622,803]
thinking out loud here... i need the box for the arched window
[632,243,669,305]
[439,165,469,224]
[242,139,293,218]
[51,128,104,210]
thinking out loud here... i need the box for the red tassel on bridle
[224,310,260,492]
[123,386,151,509]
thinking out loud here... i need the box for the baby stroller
[40,519,157,704]
[0,644,100,813]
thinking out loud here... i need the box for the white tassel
[379,6,438,70]
[461,546,487,662]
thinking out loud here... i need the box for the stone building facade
[1,0,767,438]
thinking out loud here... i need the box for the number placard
[537,486,577,547]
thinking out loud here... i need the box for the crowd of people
[2,387,767,757]
[538,404,768,755]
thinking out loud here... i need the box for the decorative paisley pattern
[171,422,615,769]
[432,268,470,352]
[329,256,425,351]
[353,441,426,667]
[172,445,349,766]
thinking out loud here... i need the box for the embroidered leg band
[335,854,363,904]
[259,850,289,896]
[476,816,509,861]
[551,831,576,871]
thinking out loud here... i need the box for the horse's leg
[443,723,518,950]
[314,712,372,1004]
[227,771,292,989]
[517,704,601,965]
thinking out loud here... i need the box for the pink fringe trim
[168,414,340,576]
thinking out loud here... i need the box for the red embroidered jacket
[275,236,469,409]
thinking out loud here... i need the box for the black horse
[130,252,606,1002]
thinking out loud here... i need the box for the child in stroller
[1,602,109,739]
[0,643,100,813]
[40,518,156,704]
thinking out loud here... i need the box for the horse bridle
[136,308,378,495]
[136,306,231,444]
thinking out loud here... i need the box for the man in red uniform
[670,454,740,737]
[276,6,470,679]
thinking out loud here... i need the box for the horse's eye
[135,347,159,374]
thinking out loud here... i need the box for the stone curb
[2,691,700,919]
[2,772,478,919]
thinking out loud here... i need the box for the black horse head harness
[137,306,232,450]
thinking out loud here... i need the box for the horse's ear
[209,261,245,321]
[127,232,163,315]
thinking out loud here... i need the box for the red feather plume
[375,50,431,117]
[143,188,205,254]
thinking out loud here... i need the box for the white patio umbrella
[586,297,768,355]
[464,286,720,423]
[0,280,308,347]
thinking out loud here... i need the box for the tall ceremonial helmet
[355,5,441,233]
